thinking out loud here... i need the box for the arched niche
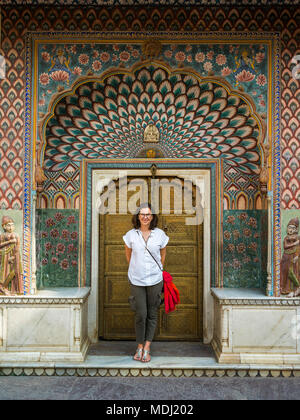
[37,61,266,179]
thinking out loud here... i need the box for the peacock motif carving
[44,65,261,174]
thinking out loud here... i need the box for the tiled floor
[2,376,300,400]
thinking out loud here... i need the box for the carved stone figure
[144,124,159,143]
[0,216,23,295]
[280,217,300,296]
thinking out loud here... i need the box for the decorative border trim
[272,33,282,296]
[0,287,90,304]
[0,366,299,378]
[23,32,33,295]
[0,297,89,305]
[3,1,299,6]
[213,298,300,306]
[29,30,279,41]
[211,289,300,306]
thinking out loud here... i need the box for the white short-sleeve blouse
[123,227,169,286]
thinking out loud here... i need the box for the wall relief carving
[0,216,23,295]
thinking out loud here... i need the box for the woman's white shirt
[123,227,169,286]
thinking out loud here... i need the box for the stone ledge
[0,338,90,363]
[0,355,300,377]
[0,287,91,305]
[211,288,300,306]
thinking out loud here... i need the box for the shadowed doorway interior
[98,175,203,341]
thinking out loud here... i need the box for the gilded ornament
[259,165,268,194]
[35,165,47,192]
[146,149,156,158]
[142,39,162,59]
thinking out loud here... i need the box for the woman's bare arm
[160,246,167,266]
[124,245,132,264]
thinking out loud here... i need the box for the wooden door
[99,176,203,340]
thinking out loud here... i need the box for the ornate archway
[38,60,265,179]
[23,32,280,297]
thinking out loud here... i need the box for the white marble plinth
[211,288,300,364]
[0,287,90,362]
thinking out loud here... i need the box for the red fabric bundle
[163,271,180,313]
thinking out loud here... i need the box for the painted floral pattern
[36,209,79,288]
[38,42,268,115]
[223,210,265,288]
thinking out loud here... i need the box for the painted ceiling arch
[39,61,264,174]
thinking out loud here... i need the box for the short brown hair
[131,202,158,230]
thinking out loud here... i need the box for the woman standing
[123,203,169,363]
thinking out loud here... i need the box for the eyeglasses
[139,213,152,218]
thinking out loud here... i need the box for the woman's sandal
[142,349,151,363]
[133,347,143,361]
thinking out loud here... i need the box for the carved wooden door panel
[99,212,135,339]
[99,176,203,340]
[155,215,203,340]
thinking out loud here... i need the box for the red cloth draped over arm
[163,271,180,314]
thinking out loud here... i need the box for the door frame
[80,159,220,345]
[98,176,205,341]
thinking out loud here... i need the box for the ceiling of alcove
[44,65,261,174]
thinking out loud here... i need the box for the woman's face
[138,207,153,228]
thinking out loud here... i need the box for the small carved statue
[35,165,47,193]
[0,216,23,295]
[144,124,159,143]
[280,217,300,297]
[259,165,268,195]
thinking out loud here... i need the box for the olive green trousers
[129,280,163,344]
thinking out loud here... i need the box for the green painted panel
[36,209,79,288]
[223,210,266,289]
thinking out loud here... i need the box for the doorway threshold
[82,341,220,374]
[88,340,215,358]
[83,341,219,372]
